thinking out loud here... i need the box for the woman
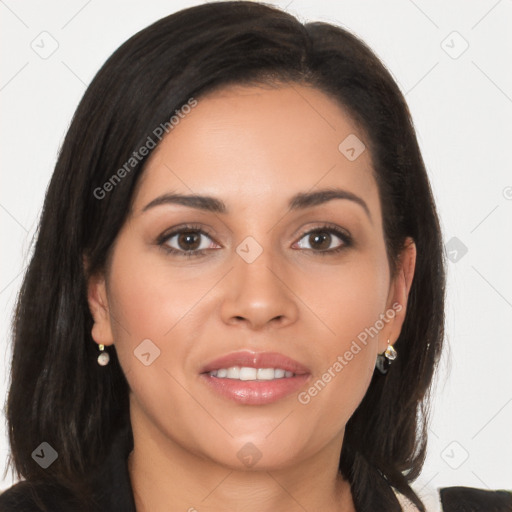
[1,2,510,511]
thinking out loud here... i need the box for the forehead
[133,83,379,216]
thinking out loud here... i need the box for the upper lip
[201,350,310,375]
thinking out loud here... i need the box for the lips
[200,351,311,405]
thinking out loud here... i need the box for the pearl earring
[97,344,110,366]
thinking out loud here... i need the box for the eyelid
[294,222,352,243]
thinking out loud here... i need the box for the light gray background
[1,1,511,510]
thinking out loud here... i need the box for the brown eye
[307,231,333,251]
[176,231,202,251]
[161,227,219,255]
[294,226,351,254]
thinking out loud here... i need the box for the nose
[219,248,299,331]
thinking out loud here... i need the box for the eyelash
[157,223,352,259]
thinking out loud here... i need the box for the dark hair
[3,2,445,510]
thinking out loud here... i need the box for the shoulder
[439,486,512,511]
[0,480,79,512]
[394,485,512,511]
[0,481,37,512]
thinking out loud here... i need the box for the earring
[375,339,397,374]
[97,344,110,366]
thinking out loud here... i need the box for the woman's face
[89,83,414,471]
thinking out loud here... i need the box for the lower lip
[200,373,310,405]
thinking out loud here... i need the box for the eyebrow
[142,187,371,220]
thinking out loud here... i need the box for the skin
[88,83,416,512]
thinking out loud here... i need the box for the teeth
[257,368,275,380]
[239,367,257,381]
[227,367,240,379]
[209,366,295,381]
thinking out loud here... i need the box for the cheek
[296,248,390,351]
[292,250,389,423]
[103,238,190,378]
[106,238,214,344]
[103,237,227,414]
[104,248,210,440]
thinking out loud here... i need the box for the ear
[85,262,114,347]
[378,237,416,353]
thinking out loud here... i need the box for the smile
[201,351,311,405]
